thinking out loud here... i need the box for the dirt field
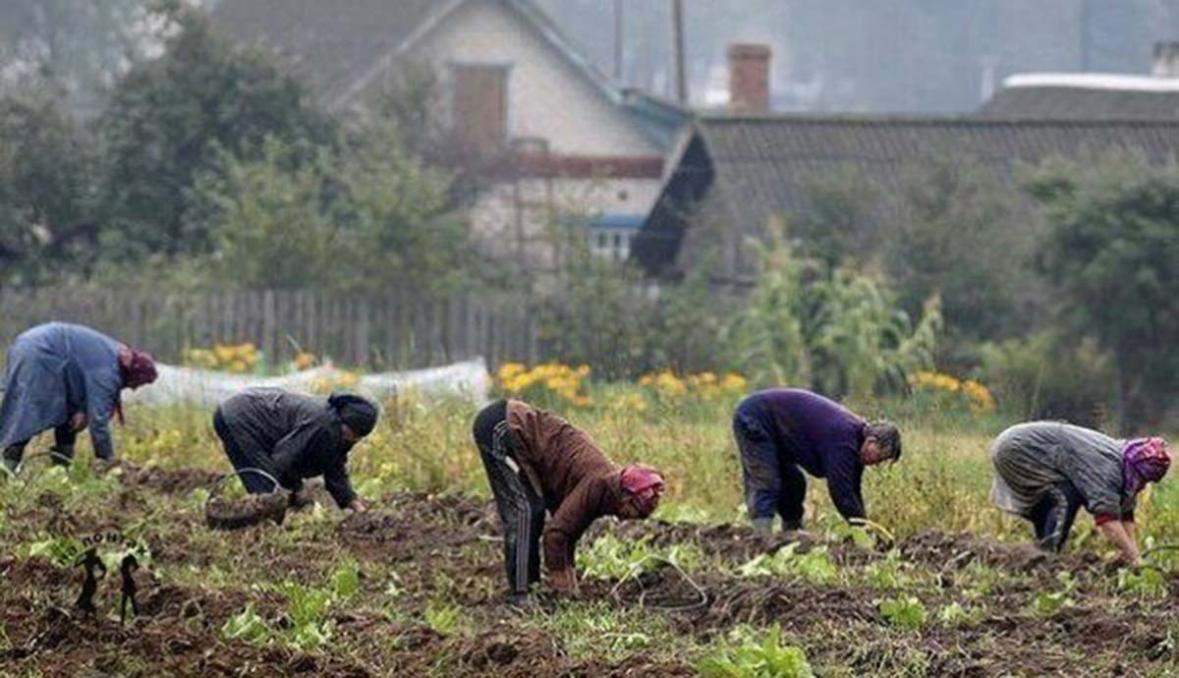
[1,462,1176,677]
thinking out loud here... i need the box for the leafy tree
[536,242,653,381]
[336,118,469,298]
[724,218,941,399]
[0,86,94,286]
[647,264,735,373]
[95,3,335,262]
[978,332,1114,427]
[883,155,1040,350]
[192,122,466,295]
[791,166,881,267]
[193,137,343,289]
[1024,151,1179,429]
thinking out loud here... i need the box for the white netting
[123,357,491,407]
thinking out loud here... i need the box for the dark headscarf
[329,392,378,438]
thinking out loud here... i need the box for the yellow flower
[499,362,526,381]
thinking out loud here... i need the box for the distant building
[979,42,1179,119]
[633,42,1179,284]
[211,0,687,272]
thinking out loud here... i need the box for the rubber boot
[50,445,75,466]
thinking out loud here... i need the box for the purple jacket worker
[732,388,901,534]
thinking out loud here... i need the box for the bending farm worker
[1,322,157,472]
[471,398,665,606]
[990,421,1170,564]
[212,388,377,513]
[731,388,901,534]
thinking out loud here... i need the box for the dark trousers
[213,409,281,494]
[733,409,806,529]
[1028,481,1084,552]
[473,399,544,595]
[3,424,78,466]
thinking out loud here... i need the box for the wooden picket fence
[0,287,542,370]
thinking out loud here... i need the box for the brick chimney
[1152,41,1179,77]
[728,43,771,113]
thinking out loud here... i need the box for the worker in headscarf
[212,388,377,512]
[472,398,665,605]
[732,388,901,534]
[1,322,157,472]
[990,421,1170,564]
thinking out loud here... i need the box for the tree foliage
[0,86,93,286]
[191,121,466,296]
[724,219,942,399]
[1024,150,1179,429]
[884,155,1039,346]
[95,3,335,261]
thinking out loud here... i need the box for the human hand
[70,412,88,432]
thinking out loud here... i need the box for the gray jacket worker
[990,421,1170,564]
[213,388,378,511]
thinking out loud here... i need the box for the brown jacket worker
[472,398,665,604]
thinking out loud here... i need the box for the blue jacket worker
[1,322,157,471]
[732,388,901,534]
[212,388,377,512]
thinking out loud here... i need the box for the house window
[451,64,508,153]
[598,232,608,249]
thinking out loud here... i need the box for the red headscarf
[619,464,665,517]
[113,346,158,425]
[118,346,158,389]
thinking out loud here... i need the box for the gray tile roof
[979,86,1179,119]
[634,114,1179,279]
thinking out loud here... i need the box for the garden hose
[609,555,708,612]
[206,467,281,501]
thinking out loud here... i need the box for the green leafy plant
[332,558,361,600]
[578,534,702,579]
[271,581,336,650]
[738,543,839,585]
[1030,572,1077,616]
[937,602,984,627]
[221,604,272,644]
[878,596,928,630]
[696,625,814,678]
[25,535,84,568]
[1117,566,1168,600]
[863,551,909,590]
[424,599,461,636]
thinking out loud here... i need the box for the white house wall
[414,0,660,157]
[469,176,660,270]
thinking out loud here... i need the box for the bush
[978,332,1113,426]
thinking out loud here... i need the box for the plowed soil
[2,473,1176,677]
